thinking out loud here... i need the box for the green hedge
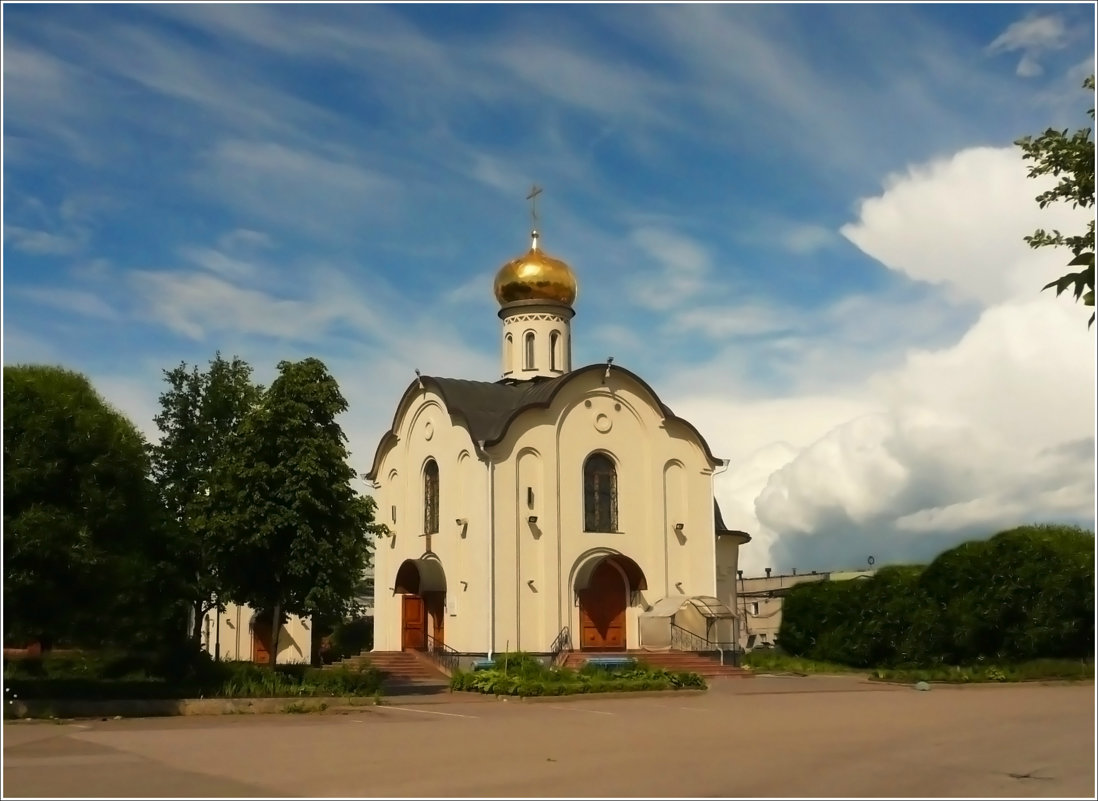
[449,653,706,697]
[778,524,1094,668]
[3,651,384,700]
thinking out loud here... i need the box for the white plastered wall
[371,389,486,653]
[500,303,573,379]
[200,603,312,664]
[490,368,718,653]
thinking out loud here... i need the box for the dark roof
[366,363,721,480]
[714,499,751,541]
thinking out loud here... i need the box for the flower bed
[450,652,706,697]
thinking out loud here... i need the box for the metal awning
[685,596,738,620]
[574,553,648,592]
[393,558,447,594]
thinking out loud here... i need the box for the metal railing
[669,623,741,666]
[425,633,461,675]
[549,626,571,666]
[670,623,711,652]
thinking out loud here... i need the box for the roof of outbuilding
[365,363,720,480]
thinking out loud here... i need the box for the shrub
[323,617,373,663]
[3,653,383,699]
[777,524,1095,669]
[919,524,1094,663]
[448,655,705,697]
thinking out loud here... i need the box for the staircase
[561,650,753,678]
[328,650,450,694]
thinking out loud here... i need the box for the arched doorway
[394,556,447,651]
[579,561,627,650]
[574,553,647,651]
[252,617,273,664]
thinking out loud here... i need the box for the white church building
[365,212,751,660]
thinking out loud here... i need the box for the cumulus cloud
[702,146,1096,573]
[840,146,1088,306]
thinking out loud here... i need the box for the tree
[1016,74,1096,326]
[205,357,377,664]
[150,353,263,646]
[2,365,169,647]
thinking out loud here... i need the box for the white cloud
[987,14,1069,77]
[687,146,1098,574]
[988,14,1069,53]
[1,326,62,365]
[785,224,838,255]
[628,228,713,311]
[669,303,793,339]
[4,226,84,255]
[1016,53,1044,78]
[840,146,1089,307]
[13,287,118,321]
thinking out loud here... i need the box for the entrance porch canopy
[638,595,737,651]
[394,558,446,595]
[573,553,648,592]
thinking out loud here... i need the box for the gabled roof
[365,363,721,480]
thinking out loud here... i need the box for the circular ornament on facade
[594,413,612,433]
[584,400,593,408]
[614,403,621,412]
[424,421,435,441]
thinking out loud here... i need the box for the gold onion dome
[493,230,578,307]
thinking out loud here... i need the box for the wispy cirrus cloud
[987,13,1070,77]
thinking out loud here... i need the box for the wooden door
[401,595,426,651]
[579,561,627,650]
[252,618,273,664]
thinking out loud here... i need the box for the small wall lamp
[528,515,538,524]
[456,518,467,526]
[674,522,685,532]
[675,581,684,592]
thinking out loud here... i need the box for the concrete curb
[6,687,711,719]
[448,688,708,704]
[6,695,379,720]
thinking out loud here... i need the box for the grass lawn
[743,650,1094,684]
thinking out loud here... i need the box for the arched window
[423,459,439,535]
[504,333,513,368]
[524,332,536,370]
[550,331,561,371]
[584,453,618,532]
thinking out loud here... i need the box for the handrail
[670,622,711,653]
[669,623,741,666]
[424,633,461,675]
[549,626,571,665]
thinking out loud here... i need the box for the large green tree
[3,365,172,647]
[1016,74,1096,326]
[150,353,263,645]
[205,357,376,663]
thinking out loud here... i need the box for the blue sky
[4,3,1096,572]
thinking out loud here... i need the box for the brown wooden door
[579,561,627,650]
[252,618,273,664]
[401,595,426,651]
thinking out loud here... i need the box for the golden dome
[493,231,578,307]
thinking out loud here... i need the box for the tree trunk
[269,603,281,666]
[190,601,204,645]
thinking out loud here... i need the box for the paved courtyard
[3,676,1094,798]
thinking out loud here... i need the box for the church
[366,204,751,661]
